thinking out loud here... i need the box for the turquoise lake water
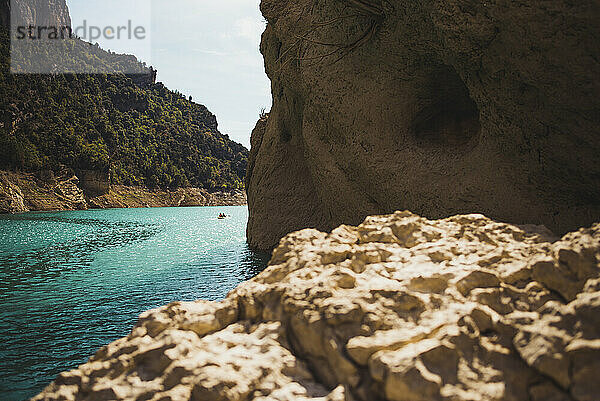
[0,206,270,400]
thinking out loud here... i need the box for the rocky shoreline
[0,170,246,214]
[33,211,600,401]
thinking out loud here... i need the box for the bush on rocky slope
[0,28,247,191]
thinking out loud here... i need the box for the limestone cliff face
[75,169,110,198]
[0,170,87,212]
[246,0,600,250]
[34,211,600,401]
[1,0,71,28]
[0,171,26,213]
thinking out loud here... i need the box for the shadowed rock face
[33,211,600,400]
[246,0,600,250]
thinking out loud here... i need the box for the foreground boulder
[246,0,600,249]
[34,212,600,401]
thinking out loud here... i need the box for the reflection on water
[0,206,270,400]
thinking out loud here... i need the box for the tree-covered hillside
[0,28,248,191]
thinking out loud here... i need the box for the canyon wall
[246,0,600,250]
[34,211,600,400]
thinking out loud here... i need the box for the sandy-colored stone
[34,211,600,401]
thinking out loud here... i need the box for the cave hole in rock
[412,65,481,148]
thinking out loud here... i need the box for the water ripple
[0,206,269,400]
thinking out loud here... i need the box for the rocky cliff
[0,170,86,213]
[1,0,71,28]
[34,211,599,401]
[246,0,600,250]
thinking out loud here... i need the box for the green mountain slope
[0,28,248,191]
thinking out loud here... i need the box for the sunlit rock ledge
[33,211,600,401]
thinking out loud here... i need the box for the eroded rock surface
[0,170,88,212]
[34,212,600,401]
[246,0,600,249]
[0,171,27,213]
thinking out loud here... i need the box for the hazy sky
[67,0,271,148]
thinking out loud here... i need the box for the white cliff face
[34,211,600,401]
